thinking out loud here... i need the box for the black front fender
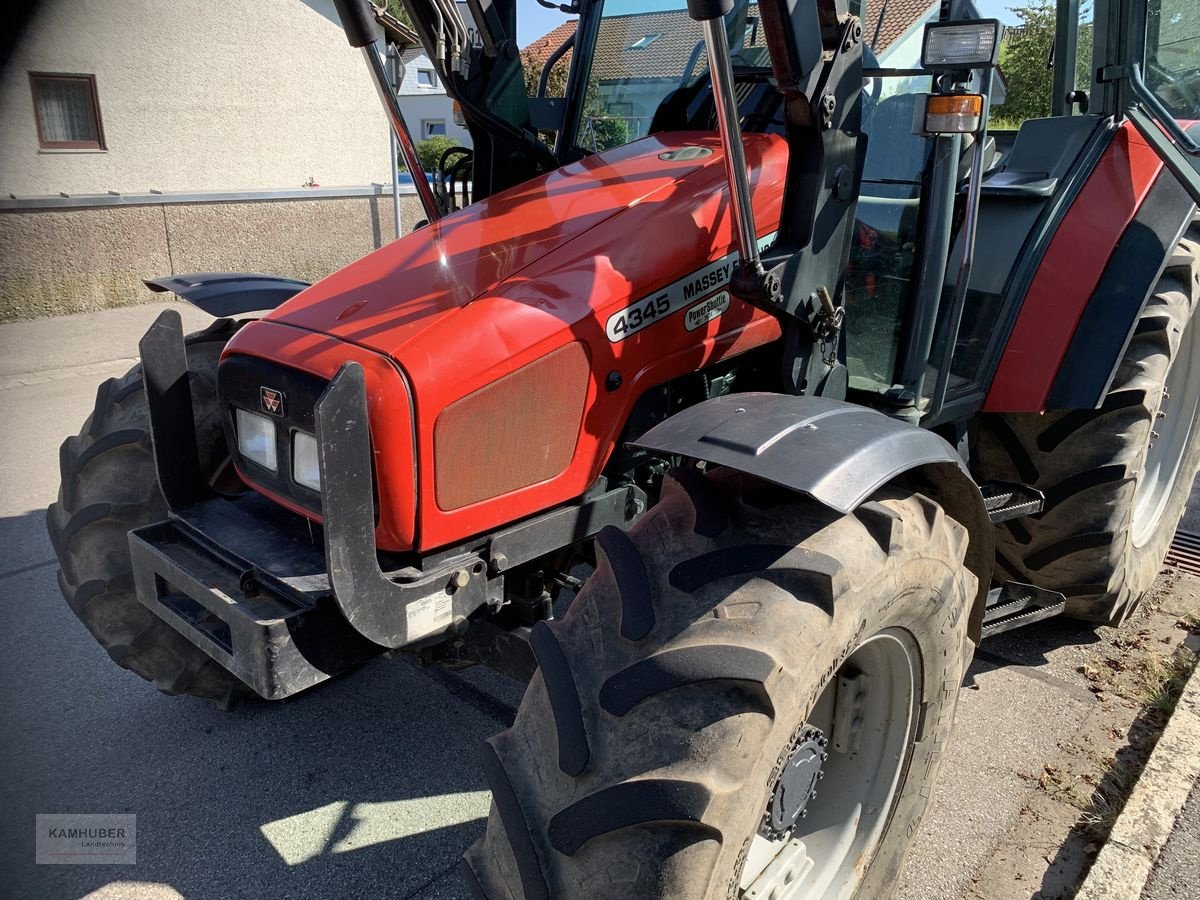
[631,392,993,638]
[145,272,310,317]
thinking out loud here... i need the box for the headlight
[236,408,277,472]
[922,20,1002,71]
[293,431,321,492]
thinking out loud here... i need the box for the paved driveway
[0,303,1193,899]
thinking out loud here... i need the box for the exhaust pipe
[333,0,442,224]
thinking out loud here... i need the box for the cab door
[1126,0,1200,202]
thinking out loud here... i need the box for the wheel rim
[1133,316,1200,548]
[739,628,921,900]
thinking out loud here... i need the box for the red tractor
[47,0,1199,895]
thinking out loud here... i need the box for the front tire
[464,469,976,899]
[46,318,250,706]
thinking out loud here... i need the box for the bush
[398,136,463,173]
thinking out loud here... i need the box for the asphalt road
[1143,778,1200,900]
[0,303,1194,900]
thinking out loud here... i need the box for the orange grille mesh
[434,342,591,511]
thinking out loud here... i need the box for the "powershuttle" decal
[685,291,731,331]
[605,233,777,342]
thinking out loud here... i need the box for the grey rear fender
[144,273,310,317]
[630,392,994,639]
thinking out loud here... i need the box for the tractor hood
[263,133,769,360]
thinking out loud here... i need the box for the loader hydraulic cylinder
[333,0,442,224]
[689,0,762,276]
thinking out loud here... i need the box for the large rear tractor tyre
[973,223,1200,626]
[463,469,977,899]
[46,318,250,707]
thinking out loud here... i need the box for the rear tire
[46,318,250,707]
[463,469,976,899]
[973,223,1200,625]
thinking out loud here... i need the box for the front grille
[218,354,330,515]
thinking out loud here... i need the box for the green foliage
[991,2,1096,127]
[383,0,412,25]
[580,113,630,152]
[519,47,631,152]
[398,136,460,172]
[994,3,1056,123]
[522,48,569,99]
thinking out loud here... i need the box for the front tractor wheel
[46,319,250,707]
[464,469,977,899]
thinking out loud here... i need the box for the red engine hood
[265,133,768,359]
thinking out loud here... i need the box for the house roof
[862,0,938,55]
[524,20,578,67]
[376,6,420,48]
[523,8,761,84]
[524,2,936,83]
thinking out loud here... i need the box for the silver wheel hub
[1133,317,1200,547]
[764,727,829,837]
[740,630,920,900]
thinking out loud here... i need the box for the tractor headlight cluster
[292,431,321,492]
[236,408,277,472]
[921,20,1002,71]
[235,409,321,492]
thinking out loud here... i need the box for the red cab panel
[985,123,1165,412]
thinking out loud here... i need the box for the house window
[417,68,437,89]
[30,72,105,150]
[423,119,447,137]
[628,33,662,49]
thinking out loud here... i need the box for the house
[862,0,942,62]
[395,46,472,147]
[0,0,413,195]
[0,0,430,320]
[523,1,941,139]
[393,1,475,150]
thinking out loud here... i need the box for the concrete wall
[0,0,393,196]
[0,191,426,321]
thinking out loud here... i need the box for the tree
[519,46,630,151]
[398,135,461,172]
[383,0,411,26]
[993,3,1056,124]
[991,2,1097,126]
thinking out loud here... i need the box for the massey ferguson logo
[260,387,285,417]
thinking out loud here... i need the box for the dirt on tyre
[973,221,1200,626]
[463,468,977,899]
[46,317,250,707]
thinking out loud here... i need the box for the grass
[1039,640,1198,843]
[1139,647,1196,718]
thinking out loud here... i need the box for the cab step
[981,581,1066,638]
[979,481,1045,523]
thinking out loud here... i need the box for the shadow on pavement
[0,503,511,899]
[963,616,1103,690]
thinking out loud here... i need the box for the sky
[515,0,1022,47]
[516,3,574,45]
